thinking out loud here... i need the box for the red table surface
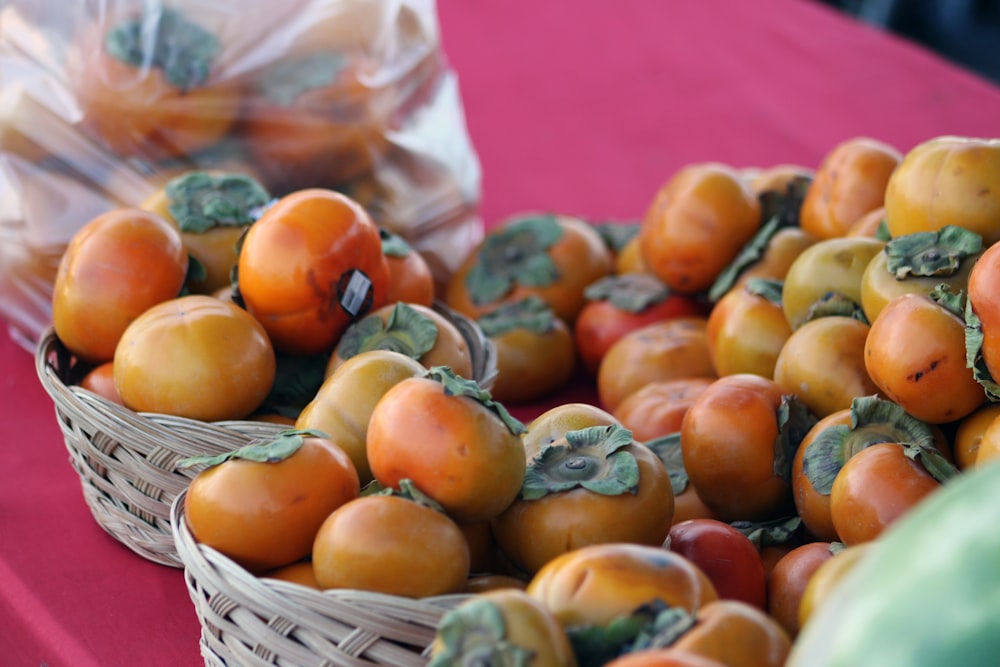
[3,0,1000,664]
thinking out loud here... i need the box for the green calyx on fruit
[424,366,526,436]
[379,478,447,513]
[337,302,438,362]
[465,214,564,305]
[964,299,1000,401]
[379,227,413,258]
[521,424,639,500]
[801,292,869,325]
[583,273,671,313]
[476,296,559,337]
[569,601,696,667]
[731,515,803,549]
[774,394,818,482]
[744,277,785,306]
[255,51,350,106]
[901,443,959,484]
[884,225,982,279]
[429,598,534,667]
[643,433,688,496]
[591,219,640,254]
[105,8,219,91]
[802,395,937,495]
[176,429,328,469]
[166,171,271,233]
[708,174,811,302]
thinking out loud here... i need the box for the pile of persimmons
[50,134,1000,667]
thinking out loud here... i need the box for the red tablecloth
[3,0,1000,664]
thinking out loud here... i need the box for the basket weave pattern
[171,491,468,667]
[35,329,287,567]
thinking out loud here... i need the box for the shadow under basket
[170,491,469,667]
[35,328,288,567]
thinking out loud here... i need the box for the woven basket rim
[430,299,498,391]
[170,490,470,666]
[35,327,289,567]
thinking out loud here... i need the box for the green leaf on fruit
[425,366,526,436]
[176,429,328,469]
[644,433,688,496]
[522,424,638,500]
[583,273,670,312]
[476,296,558,336]
[465,215,564,305]
[336,302,438,362]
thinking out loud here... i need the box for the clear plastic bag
[0,0,483,351]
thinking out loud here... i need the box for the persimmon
[640,162,762,294]
[429,589,576,667]
[327,301,473,380]
[236,188,389,355]
[613,378,714,443]
[311,483,469,597]
[859,225,982,323]
[261,560,321,589]
[603,650,727,667]
[113,295,276,421]
[884,135,1000,245]
[78,361,123,406]
[706,279,791,379]
[767,542,840,638]
[379,228,435,307]
[790,396,944,542]
[669,599,792,667]
[366,368,527,523]
[797,542,874,628]
[780,236,884,331]
[597,317,716,412]
[183,430,360,573]
[51,208,188,364]
[864,292,985,424]
[477,297,577,404]
[729,227,818,291]
[66,9,241,161]
[953,404,1000,469]
[747,164,814,196]
[966,237,1000,387]
[773,316,879,419]
[615,234,650,275]
[295,349,426,485]
[575,272,705,376]
[492,425,674,574]
[522,402,621,461]
[973,412,1000,466]
[680,374,816,522]
[829,442,949,545]
[141,170,271,294]
[667,519,768,610]
[445,212,614,324]
[844,206,887,238]
[241,49,388,191]
[799,137,901,240]
[526,543,718,628]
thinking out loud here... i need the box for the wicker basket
[433,300,498,392]
[171,491,469,667]
[35,328,289,567]
[35,305,496,568]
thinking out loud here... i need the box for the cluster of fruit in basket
[55,131,1000,665]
